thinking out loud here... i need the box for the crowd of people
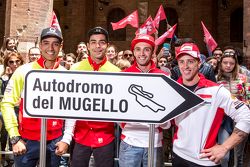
[0,25,249,167]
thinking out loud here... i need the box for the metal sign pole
[148,124,155,167]
[39,118,47,167]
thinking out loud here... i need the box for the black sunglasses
[124,54,133,58]
[8,60,21,65]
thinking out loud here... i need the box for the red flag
[155,24,177,45]
[135,16,157,35]
[201,21,217,52]
[111,10,139,30]
[51,11,61,32]
[153,5,166,29]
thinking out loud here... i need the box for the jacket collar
[132,60,157,73]
[37,56,60,69]
[177,73,208,89]
[88,55,107,71]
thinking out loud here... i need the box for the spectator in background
[0,52,24,166]
[157,54,167,68]
[0,37,19,61]
[116,59,131,70]
[235,47,250,82]
[106,44,118,65]
[28,47,41,62]
[76,42,88,62]
[0,52,25,92]
[206,56,218,74]
[212,47,223,62]
[117,50,124,60]
[157,54,171,74]
[122,49,134,64]
[63,53,76,70]
[217,46,249,167]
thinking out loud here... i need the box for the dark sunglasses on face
[8,60,21,65]
[213,53,222,56]
[124,54,133,58]
[30,54,40,57]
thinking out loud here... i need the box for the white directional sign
[24,70,204,123]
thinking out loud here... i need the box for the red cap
[175,43,200,60]
[131,34,155,51]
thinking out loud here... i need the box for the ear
[60,41,64,48]
[198,60,201,69]
[87,43,90,50]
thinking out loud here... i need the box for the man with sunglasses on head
[170,42,250,167]
[64,27,120,167]
[0,27,69,167]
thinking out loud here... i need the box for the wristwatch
[10,136,21,145]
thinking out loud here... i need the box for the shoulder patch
[233,100,245,110]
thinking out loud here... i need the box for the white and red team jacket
[173,74,250,166]
[120,61,170,148]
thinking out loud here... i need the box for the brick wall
[53,0,96,54]
[0,1,6,48]
[52,0,240,56]
[244,0,250,69]
[4,0,53,61]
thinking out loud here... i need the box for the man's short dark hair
[87,27,109,42]
[212,47,222,54]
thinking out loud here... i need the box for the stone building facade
[0,0,249,67]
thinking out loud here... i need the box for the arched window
[230,7,243,42]
[107,8,126,41]
[158,7,178,37]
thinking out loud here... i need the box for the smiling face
[133,42,153,71]
[7,55,22,72]
[7,39,17,51]
[87,34,108,64]
[106,46,117,60]
[39,37,62,61]
[177,54,201,86]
